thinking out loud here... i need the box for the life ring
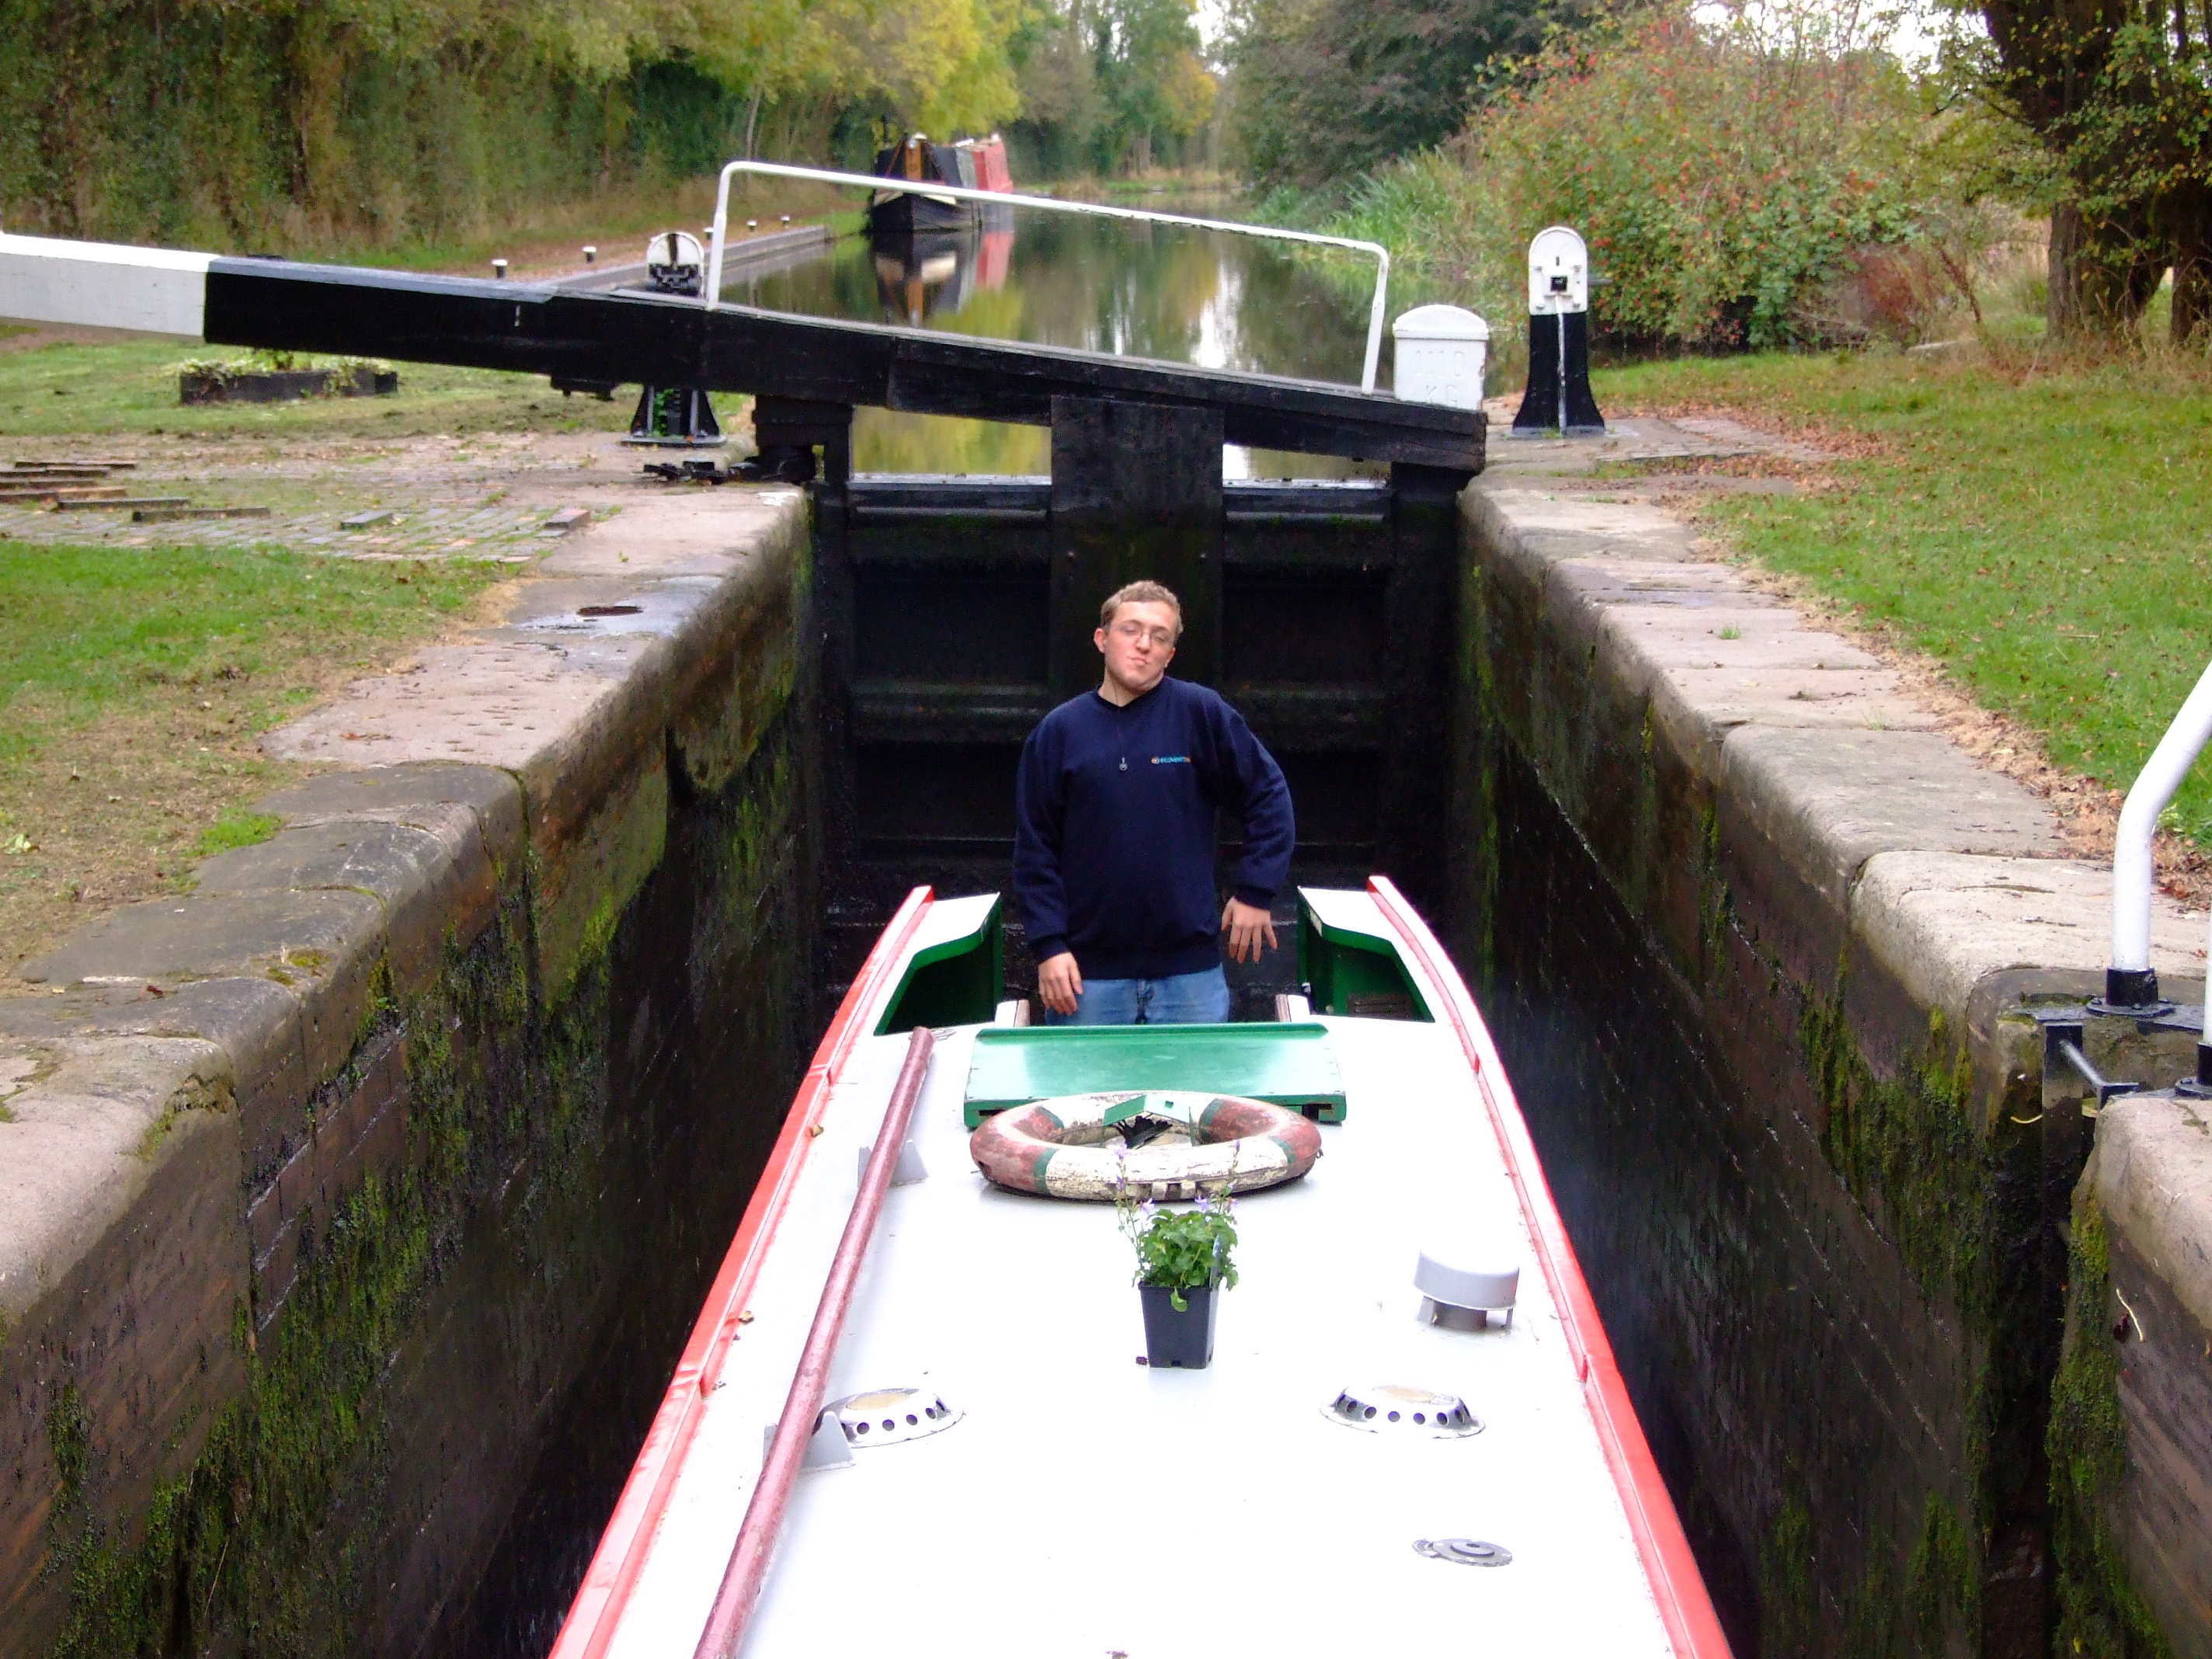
[969,1090,1322,1202]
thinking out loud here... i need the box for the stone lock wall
[1447,485,2207,1657]
[0,488,818,1656]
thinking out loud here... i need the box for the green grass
[0,541,498,756]
[1593,347,2212,834]
[0,541,506,968]
[0,339,635,440]
[195,810,282,857]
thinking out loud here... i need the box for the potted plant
[1120,1192,1238,1369]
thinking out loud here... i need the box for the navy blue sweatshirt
[1014,676,1295,979]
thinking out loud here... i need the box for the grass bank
[0,541,507,975]
[1592,344,2212,854]
[0,337,642,441]
[0,332,581,974]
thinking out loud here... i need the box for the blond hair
[1098,580,1183,636]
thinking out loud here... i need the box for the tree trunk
[2047,201,2165,338]
[2165,187,2212,344]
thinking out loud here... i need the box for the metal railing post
[2107,656,2212,1013]
[706,159,1394,394]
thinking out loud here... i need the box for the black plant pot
[1139,1285,1219,1369]
[179,368,332,405]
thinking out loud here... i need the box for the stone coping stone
[0,1036,234,1327]
[2092,1090,2212,1338]
[1,479,807,1382]
[1727,729,2064,913]
[1469,485,2203,1000]
[258,761,524,877]
[19,889,385,1083]
[1856,851,2203,1017]
[195,819,491,1002]
[1472,482,2212,1418]
[264,487,806,856]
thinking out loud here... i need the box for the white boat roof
[555,885,1726,1659]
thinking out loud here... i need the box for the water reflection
[722,209,1389,478]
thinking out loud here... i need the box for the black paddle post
[1511,226,1605,437]
[625,231,727,449]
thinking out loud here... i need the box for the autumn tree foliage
[0,0,1034,247]
[1226,0,1571,186]
[1972,0,2212,338]
[1323,3,1994,350]
[1007,0,1218,176]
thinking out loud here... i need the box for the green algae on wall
[37,713,811,1657]
[1759,1477,1978,1659]
[2048,1194,2174,1659]
[1800,973,1992,1316]
[43,883,562,1656]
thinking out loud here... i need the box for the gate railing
[706,158,1393,394]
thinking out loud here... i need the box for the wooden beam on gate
[197,259,1484,470]
[1048,397,1225,704]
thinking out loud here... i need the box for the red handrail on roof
[1365,875,1734,1659]
[548,886,937,1659]
[692,1023,936,1657]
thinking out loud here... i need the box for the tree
[1974,0,2212,338]
[1008,0,1215,176]
[1228,0,1575,187]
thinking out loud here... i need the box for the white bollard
[1391,305,1490,410]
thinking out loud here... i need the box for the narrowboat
[549,880,1733,1658]
[867,133,1013,235]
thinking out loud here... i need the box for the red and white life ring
[969,1090,1322,1202]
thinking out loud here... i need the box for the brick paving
[0,431,697,560]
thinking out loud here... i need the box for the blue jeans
[1045,965,1232,1026]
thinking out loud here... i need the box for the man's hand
[1037,951,1084,1017]
[1221,897,1278,965]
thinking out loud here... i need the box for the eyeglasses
[1110,621,1177,648]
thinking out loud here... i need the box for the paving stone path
[1476,400,1832,496]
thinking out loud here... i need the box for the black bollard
[626,385,725,448]
[1511,226,1605,436]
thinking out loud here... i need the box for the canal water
[722,205,1396,477]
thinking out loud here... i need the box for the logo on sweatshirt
[1151,755,1191,764]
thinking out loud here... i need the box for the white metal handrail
[707,158,1393,394]
[2110,656,2212,1021]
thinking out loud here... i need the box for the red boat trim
[694,1024,937,1658]
[1365,876,1733,1659]
[549,886,937,1659]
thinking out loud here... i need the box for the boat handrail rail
[707,158,1393,395]
[692,1023,938,1659]
[548,886,937,1659]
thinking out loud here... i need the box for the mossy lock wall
[1442,488,2065,1658]
[1,520,821,1655]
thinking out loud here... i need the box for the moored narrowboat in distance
[867,132,1013,236]
[549,880,1734,1659]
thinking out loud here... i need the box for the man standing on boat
[1014,580,1295,1024]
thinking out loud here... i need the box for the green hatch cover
[962,1023,1347,1128]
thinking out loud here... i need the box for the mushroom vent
[1323,1383,1483,1437]
[826,1387,962,1448]
[1414,1237,1519,1330]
